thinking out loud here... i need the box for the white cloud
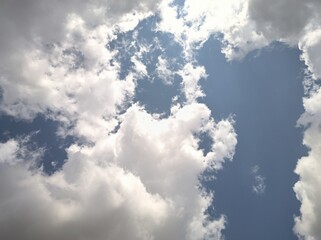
[0,137,44,166]
[21,0,321,238]
[179,63,207,103]
[157,1,321,239]
[0,101,236,239]
[156,56,175,84]
[0,140,19,164]
[0,0,159,121]
[0,3,144,152]
[131,55,148,78]
[247,1,321,237]
[157,0,269,60]
[158,0,321,69]
[293,85,321,240]
[242,1,321,239]
[0,2,239,238]
[299,29,321,81]
[0,141,170,240]
[251,165,266,195]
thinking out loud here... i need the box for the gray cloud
[248,0,318,42]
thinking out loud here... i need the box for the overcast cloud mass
[0,0,321,239]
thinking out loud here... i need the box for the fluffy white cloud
[179,63,207,103]
[0,0,158,155]
[8,0,321,239]
[157,0,268,59]
[293,85,321,240]
[299,29,321,81]
[0,0,158,121]
[158,0,321,68]
[0,2,239,239]
[0,140,19,164]
[0,141,170,240]
[0,101,236,240]
[0,137,43,166]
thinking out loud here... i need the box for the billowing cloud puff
[247,0,321,83]
[300,29,321,80]
[0,0,159,120]
[293,86,321,240]
[0,102,236,240]
[158,0,321,71]
[0,1,239,238]
[157,0,268,59]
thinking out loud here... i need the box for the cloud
[293,85,321,240]
[0,140,170,240]
[157,1,321,239]
[300,29,321,80]
[179,63,207,103]
[0,0,159,120]
[158,0,321,72]
[0,2,239,238]
[251,165,266,195]
[247,0,321,83]
[157,0,268,60]
[156,56,176,84]
[7,0,321,239]
[245,1,321,239]
[249,0,321,41]
[0,101,236,240]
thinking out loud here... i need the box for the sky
[0,0,321,240]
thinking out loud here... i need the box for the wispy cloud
[251,165,266,195]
